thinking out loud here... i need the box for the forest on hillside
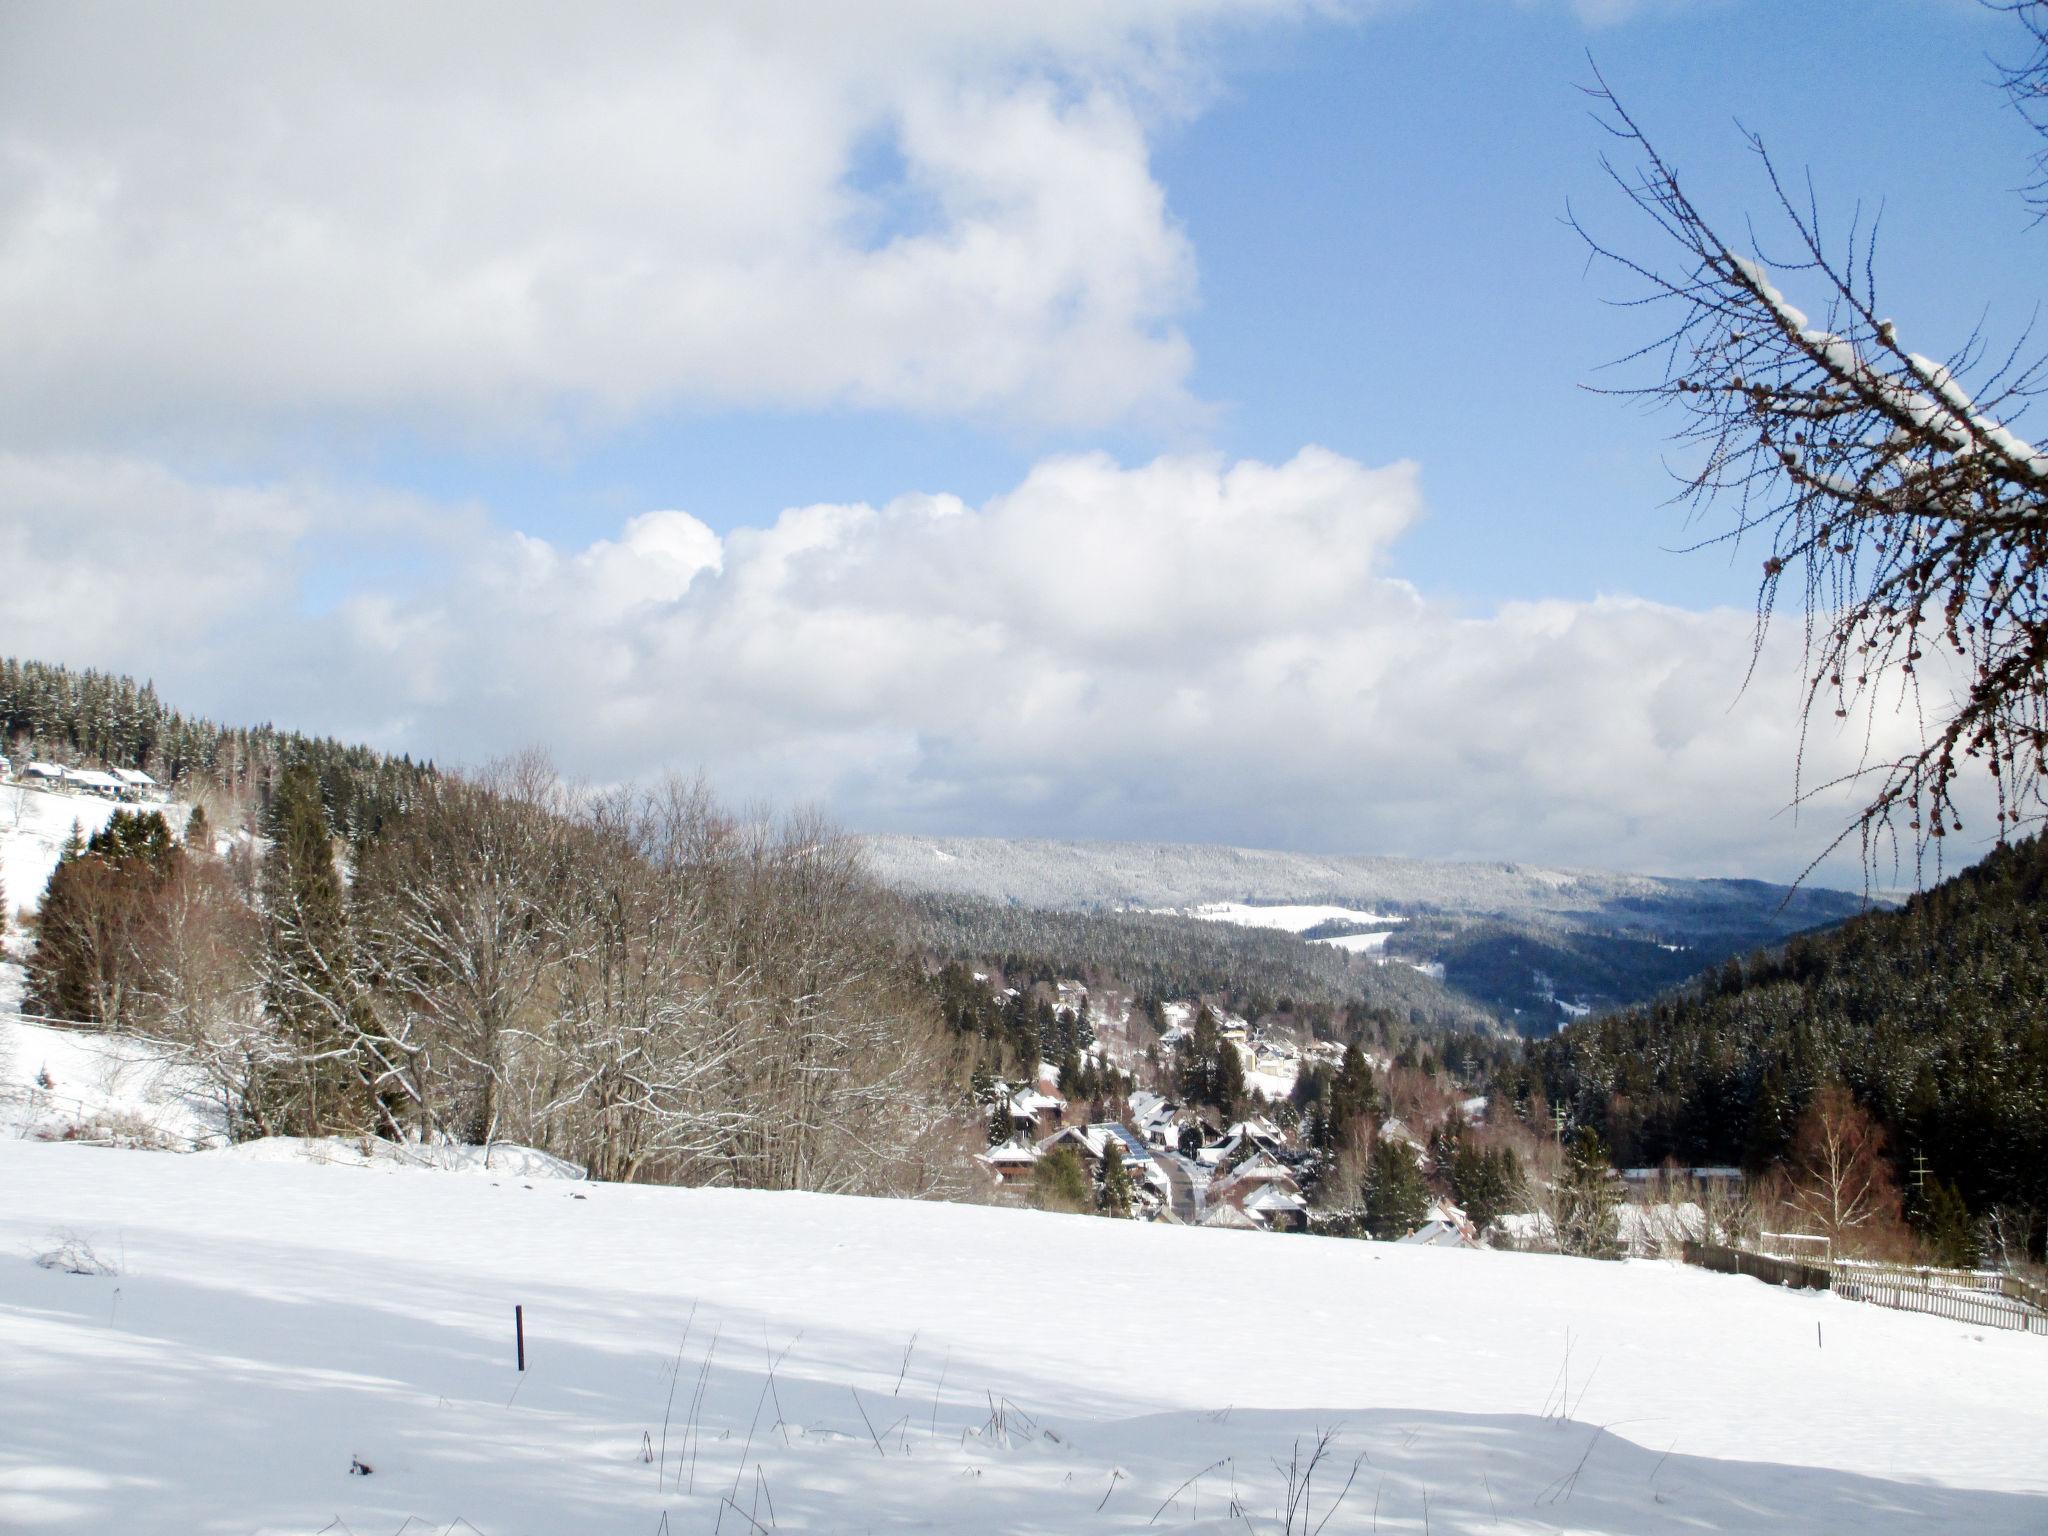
[910,894,1502,1036]
[1513,836,2048,1256]
[0,656,432,844]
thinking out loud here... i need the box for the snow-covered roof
[25,761,65,777]
[978,1143,1039,1167]
[1225,1151,1297,1182]
[65,769,122,791]
[1398,1219,1476,1249]
[113,768,157,786]
[1243,1184,1307,1216]
[1200,1204,1261,1230]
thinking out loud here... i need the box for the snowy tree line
[911,895,1500,1035]
[27,757,975,1198]
[0,656,432,844]
[1509,834,2048,1260]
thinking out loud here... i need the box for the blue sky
[0,0,2033,880]
[336,0,2045,611]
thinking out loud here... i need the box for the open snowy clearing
[0,784,190,923]
[1170,903,1407,935]
[2,1141,2043,1535]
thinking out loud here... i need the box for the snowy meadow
[2,1137,2043,1535]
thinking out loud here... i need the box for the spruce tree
[1098,1136,1134,1218]
[1556,1128,1622,1258]
[261,764,368,1136]
[1364,1135,1430,1239]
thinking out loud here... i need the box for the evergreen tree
[27,811,180,1025]
[1364,1135,1430,1239]
[1033,1144,1091,1214]
[1555,1128,1622,1258]
[1916,1176,1981,1269]
[260,764,370,1135]
[1098,1136,1134,1218]
[1328,1039,1380,1144]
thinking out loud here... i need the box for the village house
[1037,1122,1172,1208]
[112,767,161,801]
[974,1141,1041,1186]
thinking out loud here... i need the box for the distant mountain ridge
[860,833,1865,933]
[862,834,1874,1030]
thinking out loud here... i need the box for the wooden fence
[1681,1243,2048,1336]
[1680,1242,1831,1291]
[1828,1259,2048,1336]
[0,1007,103,1034]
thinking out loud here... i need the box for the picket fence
[1681,1242,2048,1336]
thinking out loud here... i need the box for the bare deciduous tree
[1785,1083,1903,1252]
[1577,6,2048,880]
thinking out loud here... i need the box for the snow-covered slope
[2,1140,2042,1534]
[0,784,174,922]
[861,833,1868,931]
[0,1018,223,1147]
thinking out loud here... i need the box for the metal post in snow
[516,1304,526,1372]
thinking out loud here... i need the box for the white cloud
[0,1,1328,443]
[0,445,1982,884]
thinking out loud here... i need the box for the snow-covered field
[1313,930,1393,954]
[1174,902,1406,934]
[2,1139,2043,1535]
[0,1019,223,1148]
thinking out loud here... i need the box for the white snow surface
[199,1135,586,1180]
[0,1019,223,1149]
[2,1140,2044,1534]
[1173,901,1406,933]
[1314,929,1393,953]
[0,785,190,921]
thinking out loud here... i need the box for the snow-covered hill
[2,1139,2042,1534]
[860,833,1866,931]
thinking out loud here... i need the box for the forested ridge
[910,894,1502,1036]
[0,656,432,843]
[1516,836,2048,1242]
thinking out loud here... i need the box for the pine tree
[1916,1176,1980,1269]
[260,764,369,1136]
[1098,1136,1134,1218]
[1364,1135,1430,1239]
[1033,1144,1091,1214]
[1556,1128,1622,1258]
[1328,1039,1380,1145]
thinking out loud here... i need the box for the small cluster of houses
[1,756,164,803]
[974,1065,1480,1246]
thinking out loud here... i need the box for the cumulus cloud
[0,445,1982,883]
[0,1,1333,442]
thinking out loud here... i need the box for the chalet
[1005,1085,1066,1137]
[63,768,123,798]
[1399,1202,1480,1249]
[112,767,160,801]
[1126,1091,1181,1148]
[1207,1150,1300,1204]
[1240,1183,1309,1232]
[1195,1117,1285,1168]
[974,1141,1041,1185]
[24,761,67,787]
